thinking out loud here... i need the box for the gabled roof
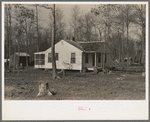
[78,41,105,51]
[15,52,30,56]
[65,40,84,51]
[34,40,110,54]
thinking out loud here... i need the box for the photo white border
[2,1,149,120]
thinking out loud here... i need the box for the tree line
[5,4,146,69]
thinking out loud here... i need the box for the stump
[37,82,52,96]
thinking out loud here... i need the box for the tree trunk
[26,47,28,68]
[103,21,107,71]
[141,25,145,67]
[36,5,39,52]
[121,24,124,66]
[97,28,101,41]
[25,19,28,68]
[51,4,57,79]
[119,45,121,62]
[141,5,145,69]
[13,53,15,73]
[74,21,76,41]
[18,39,20,76]
[6,5,9,69]
[8,5,11,71]
[126,12,129,67]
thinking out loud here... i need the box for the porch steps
[87,67,103,71]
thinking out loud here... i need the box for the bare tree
[119,5,135,66]
[82,12,95,41]
[41,4,59,79]
[70,5,81,41]
[35,5,39,52]
[5,5,12,71]
[49,8,66,43]
[132,4,146,67]
[5,5,9,69]
[8,5,12,71]
[94,16,105,41]
[51,4,57,79]
[13,4,34,74]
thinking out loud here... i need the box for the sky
[9,3,144,40]
[36,4,97,28]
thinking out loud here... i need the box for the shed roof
[78,41,105,51]
[15,52,30,56]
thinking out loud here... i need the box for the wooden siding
[35,40,83,70]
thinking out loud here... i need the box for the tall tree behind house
[5,5,12,70]
[49,8,66,43]
[35,5,39,52]
[91,5,116,45]
[13,4,34,72]
[70,5,81,41]
[118,5,135,66]
[91,4,141,65]
[132,4,146,66]
[82,12,95,42]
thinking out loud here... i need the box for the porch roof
[79,41,105,52]
[15,52,30,56]
[34,51,45,54]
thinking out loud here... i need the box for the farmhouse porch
[79,41,112,72]
[82,52,111,71]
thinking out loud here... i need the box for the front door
[92,54,95,66]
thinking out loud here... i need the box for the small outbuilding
[34,40,112,72]
[10,52,30,69]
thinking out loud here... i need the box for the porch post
[95,52,97,66]
[34,54,35,69]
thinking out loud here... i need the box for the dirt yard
[4,67,145,100]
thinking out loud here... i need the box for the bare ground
[4,67,145,100]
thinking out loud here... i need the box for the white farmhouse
[34,40,112,71]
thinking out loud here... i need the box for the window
[48,53,59,63]
[71,53,76,63]
[36,54,40,59]
[41,54,45,60]
[85,53,88,63]
[98,53,101,63]
[35,54,45,65]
